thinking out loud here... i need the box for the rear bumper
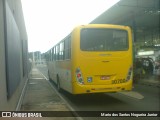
[72,80,132,94]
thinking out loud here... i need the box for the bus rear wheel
[48,70,51,80]
[57,75,61,92]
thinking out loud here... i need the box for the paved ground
[20,66,77,120]
[118,75,160,100]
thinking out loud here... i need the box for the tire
[48,70,51,81]
[57,75,61,92]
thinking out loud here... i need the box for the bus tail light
[126,66,133,82]
[76,68,84,85]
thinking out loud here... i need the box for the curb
[37,69,83,120]
[135,82,160,88]
[119,91,144,100]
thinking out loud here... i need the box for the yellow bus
[46,24,133,94]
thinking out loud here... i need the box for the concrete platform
[134,76,160,88]
[20,67,77,120]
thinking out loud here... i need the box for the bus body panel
[72,80,132,94]
[71,24,133,94]
[48,60,73,93]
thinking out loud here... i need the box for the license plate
[101,76,110,80]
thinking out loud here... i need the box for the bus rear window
[80,28,128,51]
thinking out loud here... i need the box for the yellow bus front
[72,24,133,94]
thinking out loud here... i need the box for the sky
[21,0,120,53]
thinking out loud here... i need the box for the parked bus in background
[46,24,133,94]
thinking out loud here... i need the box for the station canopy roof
[91,0,160,32]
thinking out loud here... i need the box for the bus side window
[68,37,71,59]
[64,38,68,60]
[52,47,54,61]
[53,47,56,60]
[56,45,59,61]
[60,41,64,60]
[64,37,71,60]
[49,49,52,61]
